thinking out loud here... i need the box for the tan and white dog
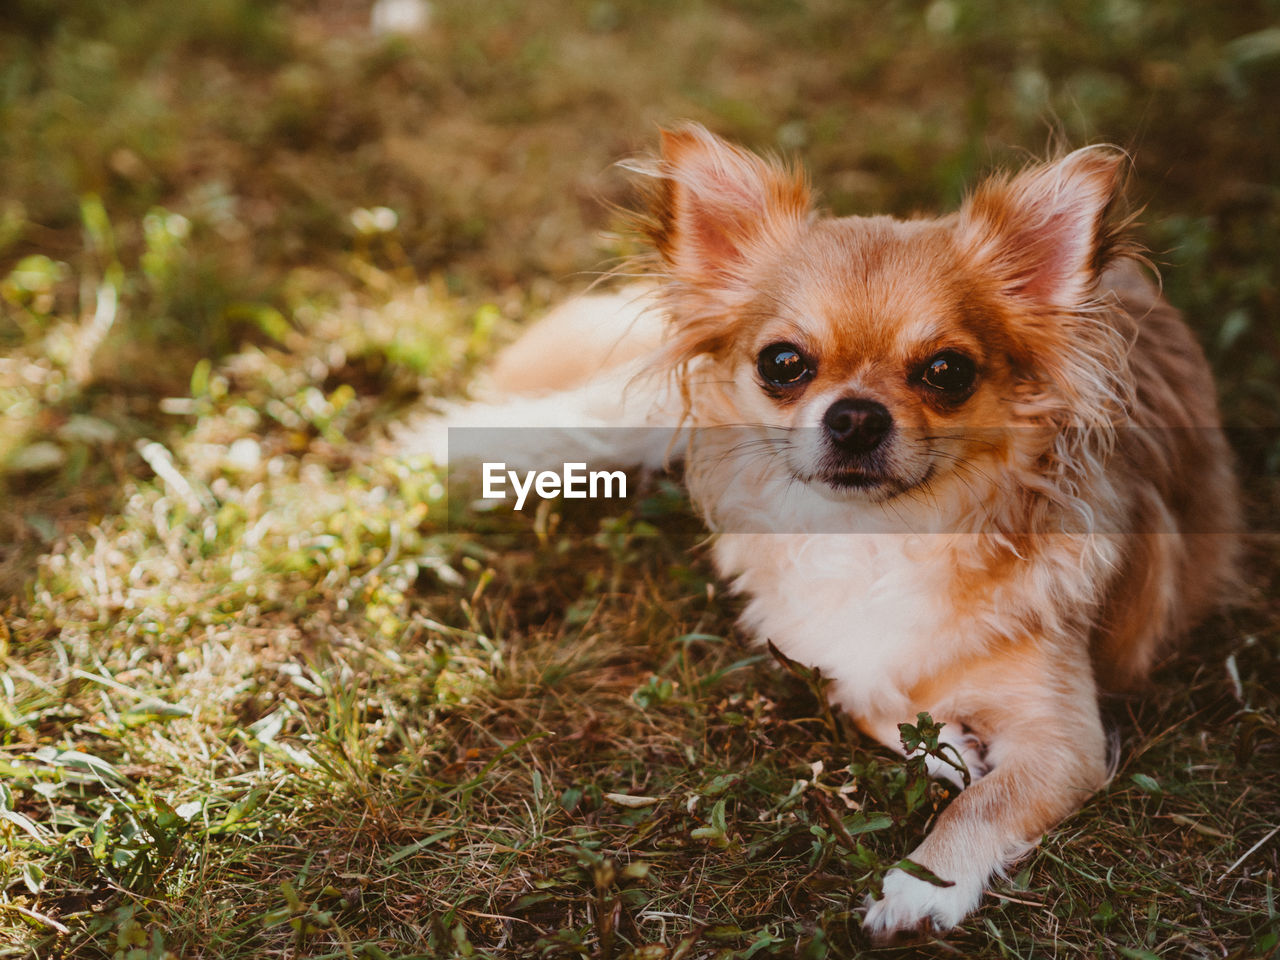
[411,124,1240,942]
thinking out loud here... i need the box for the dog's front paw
[862,867,982,945]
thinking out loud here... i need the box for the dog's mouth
[804,461,935,502]
[781,437,939,503]
[822,469,886,490]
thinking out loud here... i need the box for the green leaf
[710,797,727,833]
[702,773,741,796]
[844,811,893,837]
[219,788,265,830]
[121,699,193,728]
[1,807,48,841]
[21,862,44,894]
[80,194,116,257]
[891,858,954,888]
[39,748,129,784]
[384,827,461,865]
[190,358,212,398]
[1130,773,1162,795]
[743,929,784,957]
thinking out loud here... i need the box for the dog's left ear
[961,148,1137,478]
[958,147,1129,310]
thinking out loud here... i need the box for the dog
[410,124,1240,942]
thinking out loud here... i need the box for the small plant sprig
[898,711,975,789]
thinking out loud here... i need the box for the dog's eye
[757,343,814,388]
[919,351,977,396]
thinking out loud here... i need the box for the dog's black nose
[823,398,892,455]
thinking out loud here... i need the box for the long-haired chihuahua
[414,124,1240,942]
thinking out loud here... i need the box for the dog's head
[640,124,1134,511]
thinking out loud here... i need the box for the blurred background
[2,0,1278,592]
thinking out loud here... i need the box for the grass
[2,0,1279,957]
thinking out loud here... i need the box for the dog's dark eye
[919,351,977,397]
[757,343,814,388]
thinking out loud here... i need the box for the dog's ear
[648,123,811,290]
[960,148,1137,485]
[639,124,811,368]
[958,146,1130,310]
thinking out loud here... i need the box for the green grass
[3,1,1280,957]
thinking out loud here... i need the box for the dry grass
[2,1,1279,957]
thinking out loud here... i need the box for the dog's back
[1093,261,1240,688]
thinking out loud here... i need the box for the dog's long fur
[413,125,1240,941]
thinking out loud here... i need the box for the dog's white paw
[862,867,983,945]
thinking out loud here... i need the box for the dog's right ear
[647,123,811,294]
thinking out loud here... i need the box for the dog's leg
[862,647,1108,943]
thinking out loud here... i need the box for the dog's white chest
[713,532,956,719]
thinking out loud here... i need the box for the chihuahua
[415,124,1240,942]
